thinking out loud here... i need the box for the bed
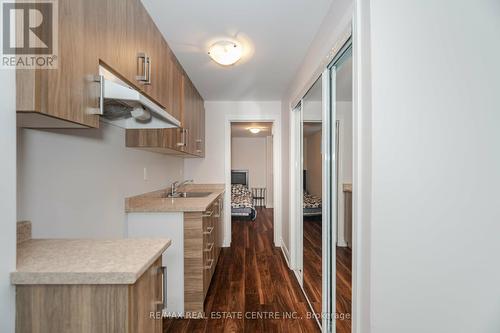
[303,170,322,216]
[303,193,322,216]
[231,170,257,220]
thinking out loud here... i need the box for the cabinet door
[169,54,184,123]
[182,77,199,155]
[17,0,100,128]
[126,128,181,153]
[129,258,163,333]
[129,0,154,98]
[92,0,136,83]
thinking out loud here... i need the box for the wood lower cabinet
[16,258,164,333]
[184,195,223,315]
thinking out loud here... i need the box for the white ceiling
[231,122,273,138]
[141,0,332,101]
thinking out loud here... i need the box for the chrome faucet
[170,179,193,197]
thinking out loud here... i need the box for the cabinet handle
[145,56,152,85]
[203,226,214,235]
[202,210,213,217]
[176,128,186,147]
[204,242,214,252]
[88,74,105,115]
[219,196,224,217]
[136,52,148,82]
[155,266,167,312]
[184,128,188,148]
[196,139,203,153]
[204,259,214,270]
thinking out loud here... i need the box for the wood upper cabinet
[18,0,206,154]
[17,0,101,128]
[126,71,206,158]
[180,76,205,157]
[17,0,184,128]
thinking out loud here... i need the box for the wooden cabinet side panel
[128,257,162,333]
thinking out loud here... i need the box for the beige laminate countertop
[125,184,225,213]
[12,238,171,285]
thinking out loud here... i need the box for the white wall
[338,102,353,185]
[337,101,353,247]
[303,100,322,122]
[359,0,500,332]
[0,68,17,333]
[231,137,267,188]
[18,124,184,239]
[281,0,353,262]
[305,131,322,197]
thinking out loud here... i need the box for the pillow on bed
[231,184,250,195]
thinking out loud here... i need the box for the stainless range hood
[90,66,180,129]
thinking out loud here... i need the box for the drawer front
[202,205,215,297]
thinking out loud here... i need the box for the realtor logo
[1,0,58,68]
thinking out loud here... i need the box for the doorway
[223,115,282,248]
[230,122,274,243]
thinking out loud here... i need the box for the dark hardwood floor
[303,216,352,333]
[164,208,320,333]
[303,216,322,316]
[335,246,352,333]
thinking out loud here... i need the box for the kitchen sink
[164,191,212,198]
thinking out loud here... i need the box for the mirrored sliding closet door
[301,76,324,324]
[294,39,353,333]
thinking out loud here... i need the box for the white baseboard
[337,240,348,247]
[280,238,291,268]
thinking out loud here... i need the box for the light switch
[143,167,148,181]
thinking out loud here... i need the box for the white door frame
[223,114,282,247]
[289,104,303,276]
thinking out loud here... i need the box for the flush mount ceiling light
[249,128,261,134]
[208,40,243,66]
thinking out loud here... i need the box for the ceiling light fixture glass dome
[208,40,243,66]
[249,128,261,134]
